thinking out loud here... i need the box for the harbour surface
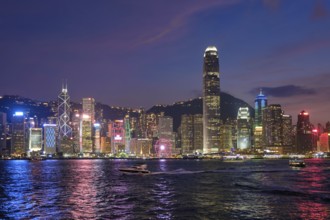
[1,159,330,219]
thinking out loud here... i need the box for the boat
[289,158,306,167]
[29,156,45,161]
[119,164,151,174]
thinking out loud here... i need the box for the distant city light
[160,145,165,151]
[312,129,318,133]
[82,114,90,119]
[14,111,24,116]
[94,123,100,127]
[114,135,122,140]
[43,124,57,127]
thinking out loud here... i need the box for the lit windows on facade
[203,46,221,154]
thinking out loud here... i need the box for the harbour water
[1,159,330,219]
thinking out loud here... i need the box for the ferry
[289,158,306,167]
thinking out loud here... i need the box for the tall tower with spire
[57,82,72,141]
[203,46,221,154]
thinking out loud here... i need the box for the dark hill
[147,92,254,132]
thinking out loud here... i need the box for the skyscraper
[11,112,26,157]
[57,83,72,143]
[0,112,7,156]
[28,128,42,156]
[81,98,95,154]
[296,110,313,154]
[203,46,221,154]
[43,124,57,155]
[254,89,267,127]
[237,107,251,150]
[254,89,267,153]
[263,104,283,154]
[180,114,203,154]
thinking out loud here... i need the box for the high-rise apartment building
[203,46,221,154]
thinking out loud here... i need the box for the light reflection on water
[0,159,330,219]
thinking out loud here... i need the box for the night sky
[1,0,329,124]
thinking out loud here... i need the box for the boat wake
[234,182,330,202]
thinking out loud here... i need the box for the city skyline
[1,0,330,125]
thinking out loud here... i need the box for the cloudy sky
[1,0,329,124]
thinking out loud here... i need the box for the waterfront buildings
[203,46,221,154]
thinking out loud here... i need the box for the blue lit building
[254,89,267,153]
[254,89,267,127]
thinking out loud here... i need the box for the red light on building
[303,112,309,115]
[312,129,318,133]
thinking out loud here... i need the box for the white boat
[289,159,306,167]
[119,164,151,174]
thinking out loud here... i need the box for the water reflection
[294,159,330,220]
[1,159,330,219]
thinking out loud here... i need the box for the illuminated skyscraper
[296,110,313,154]
[93,123,101,153]
[11,112,26,156]
[203,46,221,154]
[0,112,7,156]
[57,83,72,146]
[82,98,95,123]
[254,89,267,127]
[180,114,203,154]
[43,124,57,155]
[254,89,267,152]
[110,120,125,154]
[237,107,251,150]
[282,114,293,154]
[28,128,42,156]
[80,98,95,154]
[263,104,283,154]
